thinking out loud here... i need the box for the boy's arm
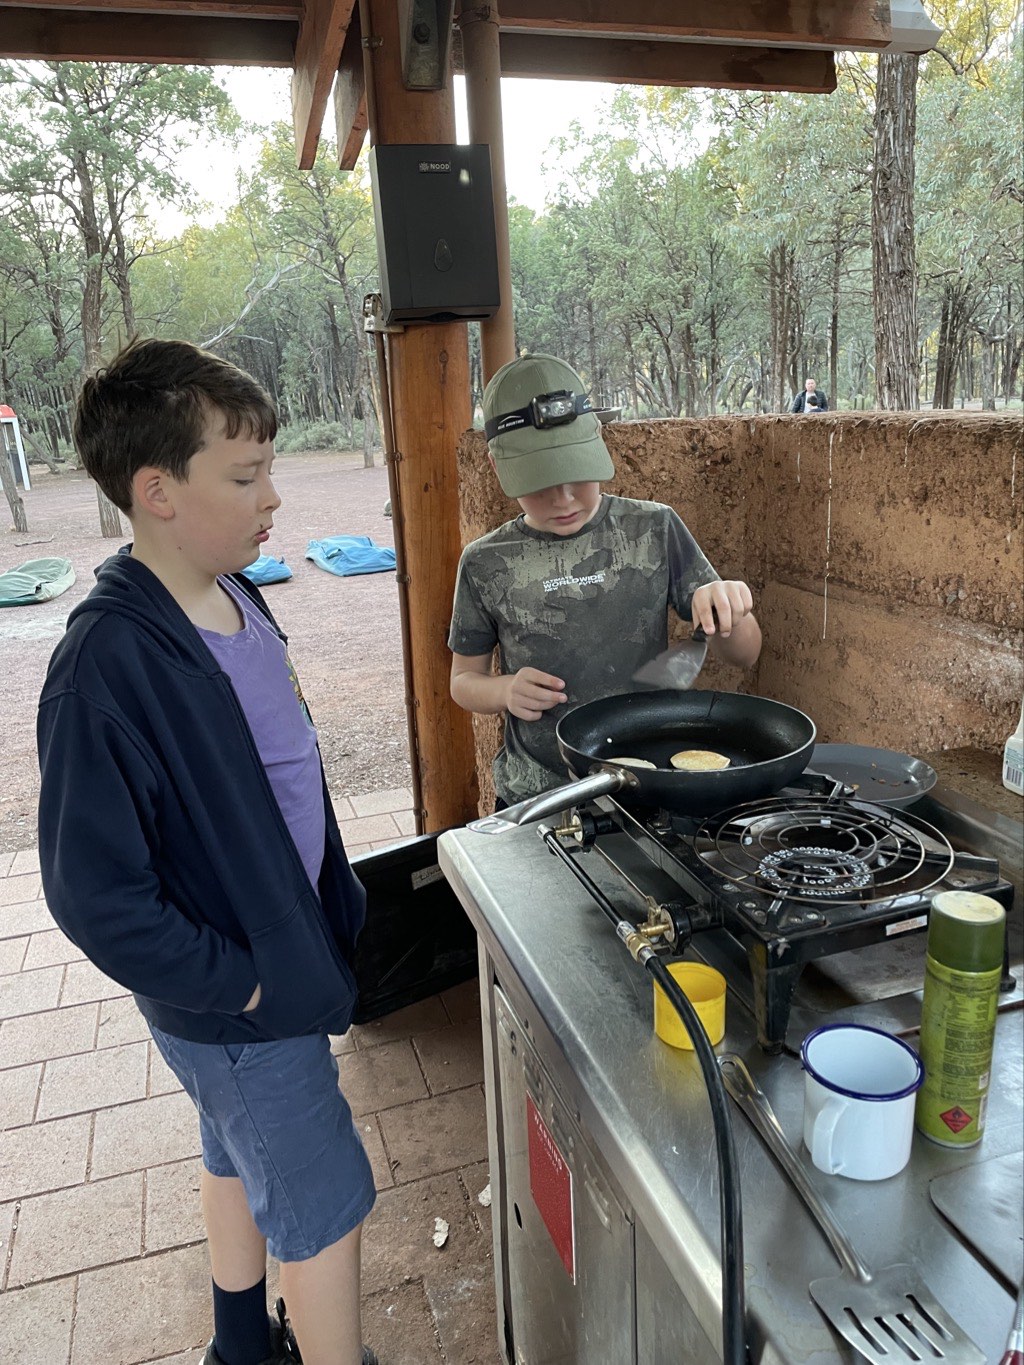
[691,580,762,669]
[450,652,567,722]
[38,691,259,1016]
[448,544,567,722]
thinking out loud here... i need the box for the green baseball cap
[482,353,614,497]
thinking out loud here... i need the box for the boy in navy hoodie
[37,340,378,1365]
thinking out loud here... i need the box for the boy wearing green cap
[448,353,762,807]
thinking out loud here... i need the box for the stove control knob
[566,809,616,846]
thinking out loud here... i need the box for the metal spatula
[632,626,708,690]
[719,1055,985,1364]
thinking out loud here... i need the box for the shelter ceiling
[0,1,910,170]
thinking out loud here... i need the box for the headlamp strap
[485,389,594,441]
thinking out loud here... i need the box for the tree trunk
[769,244,793,411]
[21,429,60,473]
[872,51,920,410]
[324,301,346,422]
[586,296,599,390]
[979,339,996,410]
[1005,334,1022,402]
[73,150,123,536]
[1,437,29,532]
[106,175,137,339]
[830,223,841,408]
[932,293,951,408]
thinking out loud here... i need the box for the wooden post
[458,2,516,383]
[362,0,479,830]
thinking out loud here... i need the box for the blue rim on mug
[801,1022,924,1102]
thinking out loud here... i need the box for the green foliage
[0,12,1020,436]
[275,420,354,453]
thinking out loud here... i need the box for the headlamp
[485,389,594,441]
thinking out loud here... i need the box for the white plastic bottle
[1004,700,1024,795]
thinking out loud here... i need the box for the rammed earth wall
[455,412,1023,812]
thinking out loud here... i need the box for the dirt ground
[0,451,410,854]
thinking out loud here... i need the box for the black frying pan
[469,690,816,833]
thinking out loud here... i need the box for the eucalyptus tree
[710,77,872,411]
[0,61,231,531]
[916,17,1022,407]
[872,50,920,409]
[241,127,381,464]
[540,89,750,418]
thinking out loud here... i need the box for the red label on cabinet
[527,1095,575,1282]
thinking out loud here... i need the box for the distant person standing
[791,378,828,413]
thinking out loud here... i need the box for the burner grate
[694,796,955,904]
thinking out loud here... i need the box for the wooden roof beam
[292,0,357,168]
[337,29,838,165]
[480,34,837,93]
[0,6,296,61]
[0,0,300,14]
[333,1,367,171]
[497,1,890,49]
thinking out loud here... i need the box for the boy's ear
[131,467,176,521]
[486,453,497,474]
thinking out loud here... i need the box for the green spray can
[915,890,1006,1148]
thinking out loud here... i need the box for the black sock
[211,1275,272,1365]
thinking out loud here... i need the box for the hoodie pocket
[246,892,356,1036]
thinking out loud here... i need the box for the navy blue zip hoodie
[36,551,366,1044]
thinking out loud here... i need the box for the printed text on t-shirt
[542,571,606,593]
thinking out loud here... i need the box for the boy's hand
[505,668,568,722]
[691,581,753,639]
[243,983,261,1012]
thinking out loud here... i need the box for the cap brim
[491,419,614,497]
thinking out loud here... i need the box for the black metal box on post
[369,143,500,324]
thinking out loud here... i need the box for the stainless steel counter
[438,821,1023,1364]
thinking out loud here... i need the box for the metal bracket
[398,0,455,89]
[363,293,405,335]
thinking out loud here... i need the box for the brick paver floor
[0,791,502,1364]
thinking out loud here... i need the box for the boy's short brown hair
[74,338,278,513]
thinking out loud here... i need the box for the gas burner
[757,846,874,897]
[695,796,955,905]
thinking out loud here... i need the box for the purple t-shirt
[197,579,326,892]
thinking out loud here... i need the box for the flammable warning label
[939,1105,974,1133]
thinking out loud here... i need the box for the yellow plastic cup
[653,962,727,1049]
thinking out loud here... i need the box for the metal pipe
[370,313,426,835]
[457,2,516,382]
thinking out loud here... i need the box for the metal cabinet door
[493,987,636,1365]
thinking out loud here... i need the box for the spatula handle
[719,1054,872,1282]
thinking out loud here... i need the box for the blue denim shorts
[150,1027,376,1262]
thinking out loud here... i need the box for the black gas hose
[539,825,749,1365]
[646,954,748,1365]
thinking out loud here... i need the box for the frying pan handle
[718,1055,872,1283]
[467,769,636,835]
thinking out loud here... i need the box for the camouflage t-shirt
[448,495,719,803]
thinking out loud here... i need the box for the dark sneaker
[200,1335,293,1365]
[273,1297,379,1365]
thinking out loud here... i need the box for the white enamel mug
[801,1024,924,1181]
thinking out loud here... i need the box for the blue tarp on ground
[305,536,396,578]
[0,556,76,607]
[241,554,293,585]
